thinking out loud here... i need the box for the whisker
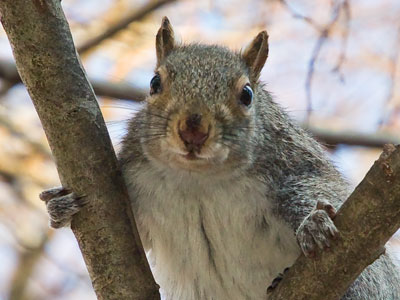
[102,104,143,111]
[218,141,243,156]
[106,120,130,125]
[143,112,171,121]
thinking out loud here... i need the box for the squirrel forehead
[162,44,247,86]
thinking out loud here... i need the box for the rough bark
[268,144,400,300]
[0,1,159,299]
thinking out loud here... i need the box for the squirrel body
[123,157,299,299]
[41,17,400,299]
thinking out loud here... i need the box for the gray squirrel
[40,17,400,299]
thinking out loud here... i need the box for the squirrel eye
[150,74,162,95]
[239,84,253,107]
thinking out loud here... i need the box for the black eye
[150,74,162,95]
[239,84,253,107]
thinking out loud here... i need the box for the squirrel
[40,17,400,299]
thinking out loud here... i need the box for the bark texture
[268,144,400,300]
[0,1,159,299]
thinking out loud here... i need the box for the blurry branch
[304,0,348,120]
[9,231,53,300]
[0,160,52,190]
[0,114,51,156]
[91,78,147,101]
[379,24,400,126]
[277,0,319,29]
[385,24,400,106]
[0,59,147,101]
[0,58,19,81]
[0,114,55,187]
[0,57,20,96]
[1,57,398,150]
[77,0,177,54]
[269,144,400,300]
[0,0,172,97]
[331,0,350,81]
[0,1,159,300]
[307,126,400,149]
[279,0,351,121]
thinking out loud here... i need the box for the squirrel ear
[242,31,269,79]
[156,17,175,66]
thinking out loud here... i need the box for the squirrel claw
[266,267,290,294]
[296,200,339,257]
[39,186,71,202]
[39,187,87,228]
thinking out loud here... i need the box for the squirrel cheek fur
[42,17,400,300]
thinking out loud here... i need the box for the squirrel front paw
[296,200,339,257]
[39,187,87,229]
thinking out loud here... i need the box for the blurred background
[0,0,399,299]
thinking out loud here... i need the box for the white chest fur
[125,163,300,300]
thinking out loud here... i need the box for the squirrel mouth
[182,151,200,160]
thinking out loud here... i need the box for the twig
[331,0,351,82]
[279,0,352,123]
[278,0,319,30]
[77,0,177,54]
[304,1,342,122]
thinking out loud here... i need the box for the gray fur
[42,27,400,299]
[119,40,400,299]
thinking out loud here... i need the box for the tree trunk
[0,1,160,299]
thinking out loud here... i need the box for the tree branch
[307,126,400,148]
[0,59,147,101]
[0,1,159,299]
[77,0,176,54]
[268,144,400,300]
[2,57,399,150]
[3,57,400,152]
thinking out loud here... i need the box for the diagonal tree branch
[77,0,177,54]
[268,144,400,300]
[0,1,159,299]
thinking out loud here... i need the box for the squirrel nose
[186,113,202,130]
[179,114,209,148]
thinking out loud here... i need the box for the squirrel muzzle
[178,113,210,152]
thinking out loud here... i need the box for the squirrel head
[138,17,269,175]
